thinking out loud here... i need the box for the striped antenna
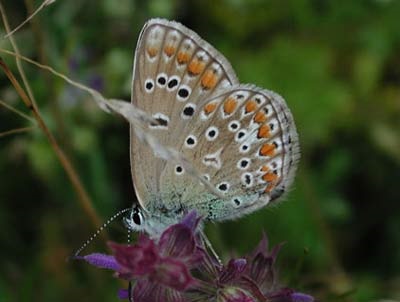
[127,228,132,244]
[73,208,132,257]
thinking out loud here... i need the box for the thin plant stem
[0,2,105,238]
[24,0,69,143]
[0,1,39,110]
[0,49,103,103]
[0,126,34,138]
[0,58,104,234]
[0,99,35,122]
[2,0,55,39]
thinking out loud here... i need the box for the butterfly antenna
[127,228,132,244]
[72,208,131,257]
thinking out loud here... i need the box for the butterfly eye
[132,208,143,225]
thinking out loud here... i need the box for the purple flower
[267,288,315,302]
[79,211,315,302]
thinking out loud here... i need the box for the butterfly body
[127,19,300,235]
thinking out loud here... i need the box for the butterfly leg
[200,230,222,266]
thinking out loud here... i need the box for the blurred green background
[1,0,399,301]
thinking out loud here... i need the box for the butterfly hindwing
[159,85,300,221]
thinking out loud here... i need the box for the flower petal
[132,280,158,302]
[219,258,247,284]
[267,288,314,302]
[158,224,196,259]
[249,253,274,292]
[180,210,202,231]
[133,280,187,302]
[291,292,315,302]
[152,257,195,291]
[247,235,285,292]
[197,241,223,274]
[269,242,285,264]
[79,253,120,271]
[251,232,269,258]
[217,286,256,302]
[117,288,129,300]
[267,288,294,302]
[109,237,159,276]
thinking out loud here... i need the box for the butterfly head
[123,204,146,231]
[123,204,177,236]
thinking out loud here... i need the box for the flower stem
[0,58,104,234]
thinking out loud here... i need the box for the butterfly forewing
[131,19,239,210]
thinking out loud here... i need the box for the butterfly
[124,18,300,236]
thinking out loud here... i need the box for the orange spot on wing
[177,52,190,64]
[164,45,175,57]
[245,100,257,113]
[263,171,278,192]
[265,183,276,193]
[254,111,267,124]
[204,102,217,115]
[259,143,276,157]
[262,172,278,182]
[147,47,158,58]
[201,70,218,90]
[260,165,269,172]
[257,124,271,139]
[188,59,205,75]
[223,97,237,115]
